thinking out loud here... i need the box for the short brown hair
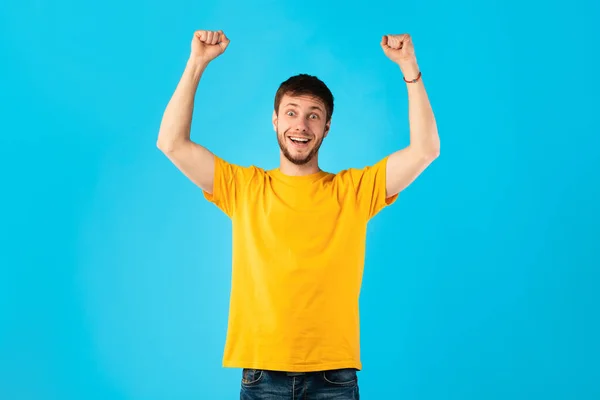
[274,74,334,122]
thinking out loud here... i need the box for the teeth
[290,137,309,142]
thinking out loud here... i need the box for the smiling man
[274,78,332,172]
[157,29,440,400]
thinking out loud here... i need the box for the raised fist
[190,30,230,64]
[381,33,416,66]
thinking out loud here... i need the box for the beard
[276,126,325,166]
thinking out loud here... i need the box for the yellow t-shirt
[203,155,398,372]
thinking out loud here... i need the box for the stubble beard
[276,125,325,166]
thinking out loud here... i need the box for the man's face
[273,94,330,166]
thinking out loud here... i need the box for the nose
[294,118,309,132]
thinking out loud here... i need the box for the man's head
[272,74,334,166]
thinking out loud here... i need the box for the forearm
[399,62,440,156]
[157,59,209,151]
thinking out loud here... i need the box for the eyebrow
[285,103,324,113]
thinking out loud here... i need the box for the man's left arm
[381,34,440,198]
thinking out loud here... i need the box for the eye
[286,110,295,116]
[310,113,319,119]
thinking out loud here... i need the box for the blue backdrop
[1,0,599,399]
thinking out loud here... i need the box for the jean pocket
[241,368,264,386]
[322,368,358,386]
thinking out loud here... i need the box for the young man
[157,29,439,400]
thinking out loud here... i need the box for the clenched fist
[381,34,416,66]
[190,30,230,64]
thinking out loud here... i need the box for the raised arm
[380,34,440,198]
[156,30,230,194]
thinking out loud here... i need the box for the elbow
[156,139,168,151]
[156,136,180,154]
[157,130,190,153]
[412,129,440,161]
[416,142,440,162]
[426,135,441,160]
[428,145,440,160]
[156,140,172,153]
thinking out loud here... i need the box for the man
[157,29,439,400]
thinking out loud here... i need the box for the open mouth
[288,136,311,148]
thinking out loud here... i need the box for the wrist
[187,56,210,70]
[398,61,420,80]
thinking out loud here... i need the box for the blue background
[1,0,599,399]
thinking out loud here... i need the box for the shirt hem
[222,359,363,372]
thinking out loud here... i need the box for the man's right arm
[156,59,216,193]
[156,30,230,195]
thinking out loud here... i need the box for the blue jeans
[240,368,360,399]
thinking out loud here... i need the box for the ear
[323,119,331,138]
[272,110,278,131]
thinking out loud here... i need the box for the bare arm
[157,59,216,193]
[380,34,440,197]
[385,61,440,197]
[157,30,230,194]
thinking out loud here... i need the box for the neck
[278,153,321,176]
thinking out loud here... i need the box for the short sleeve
[202,155,257,218]
[345,156,399,220]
